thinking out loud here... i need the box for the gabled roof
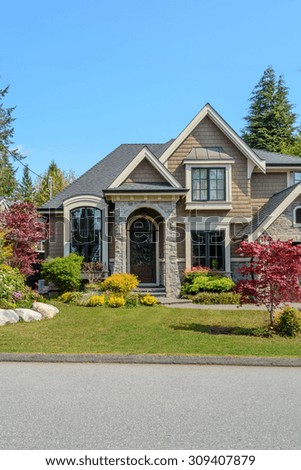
[108,145,182,189]
[41,141,174,210]
[159,103,266,174]
[239,183,301,241]
[253,149,301,166]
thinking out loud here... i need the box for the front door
[129,217,157,284]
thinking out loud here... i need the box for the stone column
[164,202,181,298]
[113,204,127,273]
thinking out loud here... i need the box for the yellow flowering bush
[86,295,106,307]
[107,295,125,308]
[58,291,82,303]
[139,294,158,306]
[101,273,139,296]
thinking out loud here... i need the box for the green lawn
[0,302,300,357]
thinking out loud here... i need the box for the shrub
[107,295,125,308]
[58,291,83,303]
[182,292,241,305]
[275,307,301,337]
[76,292,94,306]
[139,294,158,306]
[0,264,26,303]
[86,294,106,307]
[125,293,140,308]
[41,253,84,292]
[181,271,235,296]
[101,273,139,296]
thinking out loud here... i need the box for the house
[39,103,301,297]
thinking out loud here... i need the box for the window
[70,207,102,262]
[294,173,301,184]
[191,230,225,270]
[192,168,225,201]
[294,207,301,225]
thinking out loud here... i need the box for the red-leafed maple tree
[0,202,48,276]
[235,237,301,325]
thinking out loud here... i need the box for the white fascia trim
[108,147,182,189]
[159,103,266,175]
[186,203,232,210]
[249,184,301,241]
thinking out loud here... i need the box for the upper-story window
[70,207,102,262]
[192,168,226,201]
[294,173,301,184]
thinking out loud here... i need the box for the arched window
[70,207,102,261]
[294,207,301,225]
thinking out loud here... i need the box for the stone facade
[264,196,301,242]
[113,200,181,297]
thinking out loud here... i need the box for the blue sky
[1,0,301,180]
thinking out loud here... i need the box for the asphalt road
[0,363,300,450]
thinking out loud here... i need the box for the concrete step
[134,287,166,298]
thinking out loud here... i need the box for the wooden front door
[129,217,157,284]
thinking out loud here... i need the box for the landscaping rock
[15,309,42,322]
[32,302,59,319]
[0,309,19,326]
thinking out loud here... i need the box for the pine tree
[35,160,76,206]
[242,66,299,152]
[0,84,24,198]
[17,164,35,201]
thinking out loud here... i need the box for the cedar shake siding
[126,158,167,183]
[251,173,287,208]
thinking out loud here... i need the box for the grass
[0,302,300,357]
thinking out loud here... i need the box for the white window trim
[185,162,233,210]
[293,206,301,227]
[63,195,108,267]
[288,171,301,187]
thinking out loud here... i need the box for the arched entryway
[127,208,163,285]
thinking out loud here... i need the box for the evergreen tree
[35,160,76,206]
[17,164,35,201]
[242,66,299,152]
[0,84,23,197]
[0,153,17,198]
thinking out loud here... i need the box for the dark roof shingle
[41,140,174,209]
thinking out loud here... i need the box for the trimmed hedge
[182,292,241,305]
[181,270,235,296]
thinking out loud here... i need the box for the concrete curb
[0,353,300,367]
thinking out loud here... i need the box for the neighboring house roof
[41,140,174,210]
[253,149,301,166]
[239,183,301,241]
